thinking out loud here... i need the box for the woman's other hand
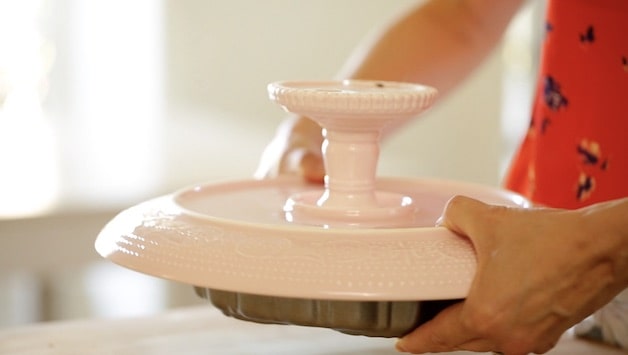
[254,115,325,183]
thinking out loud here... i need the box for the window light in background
[0,0,59,218]
[65,0,165,208]
[500,2,540,178]
[0,0,165,217]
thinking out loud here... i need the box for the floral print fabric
[505,0,628,209]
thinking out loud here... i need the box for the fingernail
[395,339,408,353]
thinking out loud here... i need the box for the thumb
[438,195,497,256]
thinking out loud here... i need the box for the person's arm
[256,0,526,180]
[339,0,525,99]
[396,196,628,354]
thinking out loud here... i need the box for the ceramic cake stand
[95,80,529,337]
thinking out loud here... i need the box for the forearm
[262,0,528,178]
[292,0,526,139]
[338,0,526,98]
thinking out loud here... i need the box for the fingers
[298,150,325,183]
[255,115,324,181]
[256,144,325,183]
[394,197,502,354]
[398,196,603,354]
[395,301,548,355]
[281,147,324,183]
[396,302,495,353]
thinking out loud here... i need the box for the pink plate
[95,80,530,302]
[95,176,528,301]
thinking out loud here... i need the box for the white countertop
[0,305,624,355]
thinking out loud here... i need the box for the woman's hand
[254,115,325,183]
[396,196,628,355]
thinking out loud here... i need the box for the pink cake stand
[95,80,529,336]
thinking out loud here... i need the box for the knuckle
[444,195,469,212]
[462,304,550,355]
[462,303,502,336]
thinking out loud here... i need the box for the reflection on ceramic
[95,80,529,302]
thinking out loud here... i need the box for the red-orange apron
[505,0,628,209]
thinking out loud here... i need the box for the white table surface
[0,305,624,355]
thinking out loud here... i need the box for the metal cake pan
[196,287,460,337]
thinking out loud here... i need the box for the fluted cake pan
[196,287,460,337]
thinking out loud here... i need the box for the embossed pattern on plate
[95,176,528,301]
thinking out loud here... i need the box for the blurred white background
[0,0,540,327]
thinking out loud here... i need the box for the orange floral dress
[504,0,628,209]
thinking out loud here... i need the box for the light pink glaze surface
[95,176,529,301]
[95,80,530,301]
[269,80,439,228]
